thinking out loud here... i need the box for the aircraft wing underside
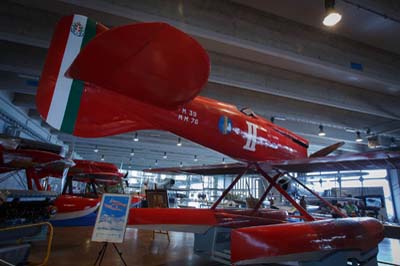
[145,149,400,175]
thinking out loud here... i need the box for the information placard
[92,193,131,243]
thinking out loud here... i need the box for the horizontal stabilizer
[145,149,400,174]
[67,22,210,109]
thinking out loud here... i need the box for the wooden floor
[30,226,400,266]
[31,227,220,266]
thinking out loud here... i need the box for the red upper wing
[269,149,400,172]
[144,150,400,174]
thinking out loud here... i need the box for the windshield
[240,107,257,118]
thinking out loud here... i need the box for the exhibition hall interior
[1,0,400,265]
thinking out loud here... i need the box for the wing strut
[286,173,346,218]
[252,172,282,211]
[255,164,315,221]
[211,164,250,210]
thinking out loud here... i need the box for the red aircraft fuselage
[76,92,309,162]
[36,15,309,164]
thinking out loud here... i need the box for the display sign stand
[91,193,131,266]
[93,242,127,266]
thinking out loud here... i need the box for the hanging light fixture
[318,125,326,136]
[93,145,99,153]
[222,157,226,164]
[163,152,167,159]
[323,0,342,27]
[155,159,158,166]
[130,148,134,156]
[355,131,363,142]
[101,154,105,161]
[133,132,139,142]
[177,137,182,146]
[179,161,183,167]
[194,155,198,162]
[390,137,397,148]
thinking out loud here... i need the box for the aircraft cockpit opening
[240,107,257,118]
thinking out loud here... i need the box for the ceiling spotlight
[133,132,139,142]
[177,137,182,146]
[130,148,135,156]
[323,0,342,27]
[163,152,167,159]
[155,160,158,166]
[93,145,99,153]
[179,161,183,167]
[355,131,363,142]
[318,125,326,137]
[194,155,198,162]
[101,154,105,161]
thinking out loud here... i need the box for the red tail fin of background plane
[36,15,210,137]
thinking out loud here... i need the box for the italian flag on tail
[37,15,97,134]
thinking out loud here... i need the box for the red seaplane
[35,15,400,265]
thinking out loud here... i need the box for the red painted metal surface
[66,159,124,185]
[55,194,100,213]
[68,160,122,176]
[68,22,210,109]
[231,217,384,263]
[128,208,288,228]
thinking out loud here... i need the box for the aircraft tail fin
[36,15,209,137]
[309,142,345,158]
[36,15,107,134]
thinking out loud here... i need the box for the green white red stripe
[46,15,96,133]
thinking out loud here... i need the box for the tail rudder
[36,15,107,133]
